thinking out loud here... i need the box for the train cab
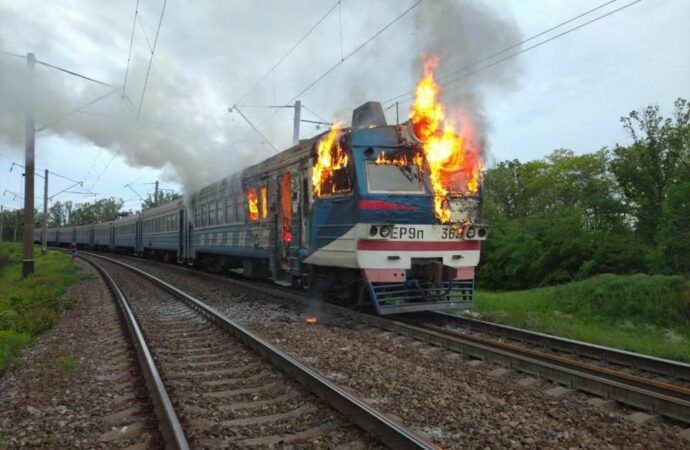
[304,102,487,314]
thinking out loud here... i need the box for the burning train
[36,60,488,314]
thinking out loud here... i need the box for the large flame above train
[410,56,482,223]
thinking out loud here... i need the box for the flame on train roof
[409,56,482,223]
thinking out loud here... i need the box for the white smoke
[0,0,522,195]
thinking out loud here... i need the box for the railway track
[76,252,437,449]
[413,311,690,384]
[84,252,690,428]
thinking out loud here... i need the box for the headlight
[478,227,487,238]
[369,225,378,236]
[465,227,476,239]
[379,225,392,238]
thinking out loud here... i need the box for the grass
[53,354,76,376]
[461,274,690,362]
[0,243,86,373]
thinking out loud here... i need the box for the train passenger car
[112,215,139,254]
[63,226,77,247]
[46,227,60,246]
[141,199,186,262]
[74,224,93,249]
[189,173,254,273]
[93,222,112,251]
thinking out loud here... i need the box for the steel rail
[81,252,438,450]
[423,311,690,382]
[420,323,690,399]
[77,252,690,424]
[78,254,190,450]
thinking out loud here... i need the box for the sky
[0,0,688,213]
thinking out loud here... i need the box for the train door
[300,175,310,248]
[178,209,184,262]
[277,172,292,272]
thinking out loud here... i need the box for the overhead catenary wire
[136,0,168,120]
[384,0,643,106]
[285,0,422,106]
[233,0,342,106]
[302,104,329,123]
[0,49,26,59]
[90,153,118,191]
[137,13,155,52]
[122,0,141,97]
[255,0,422,132]
[34,59,115,88]
[36,87,121,132]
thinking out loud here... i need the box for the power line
[83,148,104,184]
[34,59,115,88]
[122,0,140,98]
[385,0,643,106]
[233,0,341,106]
[302,104,329,123]
[285,0,421,106]
[136,0,168,119]
[0,49,25,59]
[90,153,117,190]
[137,13,154,52]
[36,87,120,132]
[255,0,422,132]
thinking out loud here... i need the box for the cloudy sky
[0,0,688,213]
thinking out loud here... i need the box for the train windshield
[365,162,425,193]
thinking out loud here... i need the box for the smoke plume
[0,0,522,195]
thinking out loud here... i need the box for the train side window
[247,188,259,222]
[217,198,225,225]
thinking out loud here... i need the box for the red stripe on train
[358,200,417,210]
[357,240,480,251]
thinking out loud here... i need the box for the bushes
[0,243,82,373]
[548,274,690,327]
[470,274,690,361]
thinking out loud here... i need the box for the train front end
[307,99,487,315]
[355,122,486,314]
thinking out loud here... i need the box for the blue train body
[36,102,487,314]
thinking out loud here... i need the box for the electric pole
[22,52,36,278]
[154,180,159,207]
[292,100,301,145]
[0,205,4,243]
[41,169,48,254]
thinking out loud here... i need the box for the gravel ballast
[0,260,158,449]
[107,256,688,449]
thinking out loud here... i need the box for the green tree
[479,149,639,289]
[609,98,690,242]
[141,190,181,210]
[69,197,124,225]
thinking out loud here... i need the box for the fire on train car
[189,100,486,314]
[39,61,487,315]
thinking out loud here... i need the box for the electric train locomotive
[38,101,487,315]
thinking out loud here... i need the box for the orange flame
[247,188,259,222]
[260,185,268,219]
[312,123,350,197]
[305,316,318,324]
[410,56,482,223]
